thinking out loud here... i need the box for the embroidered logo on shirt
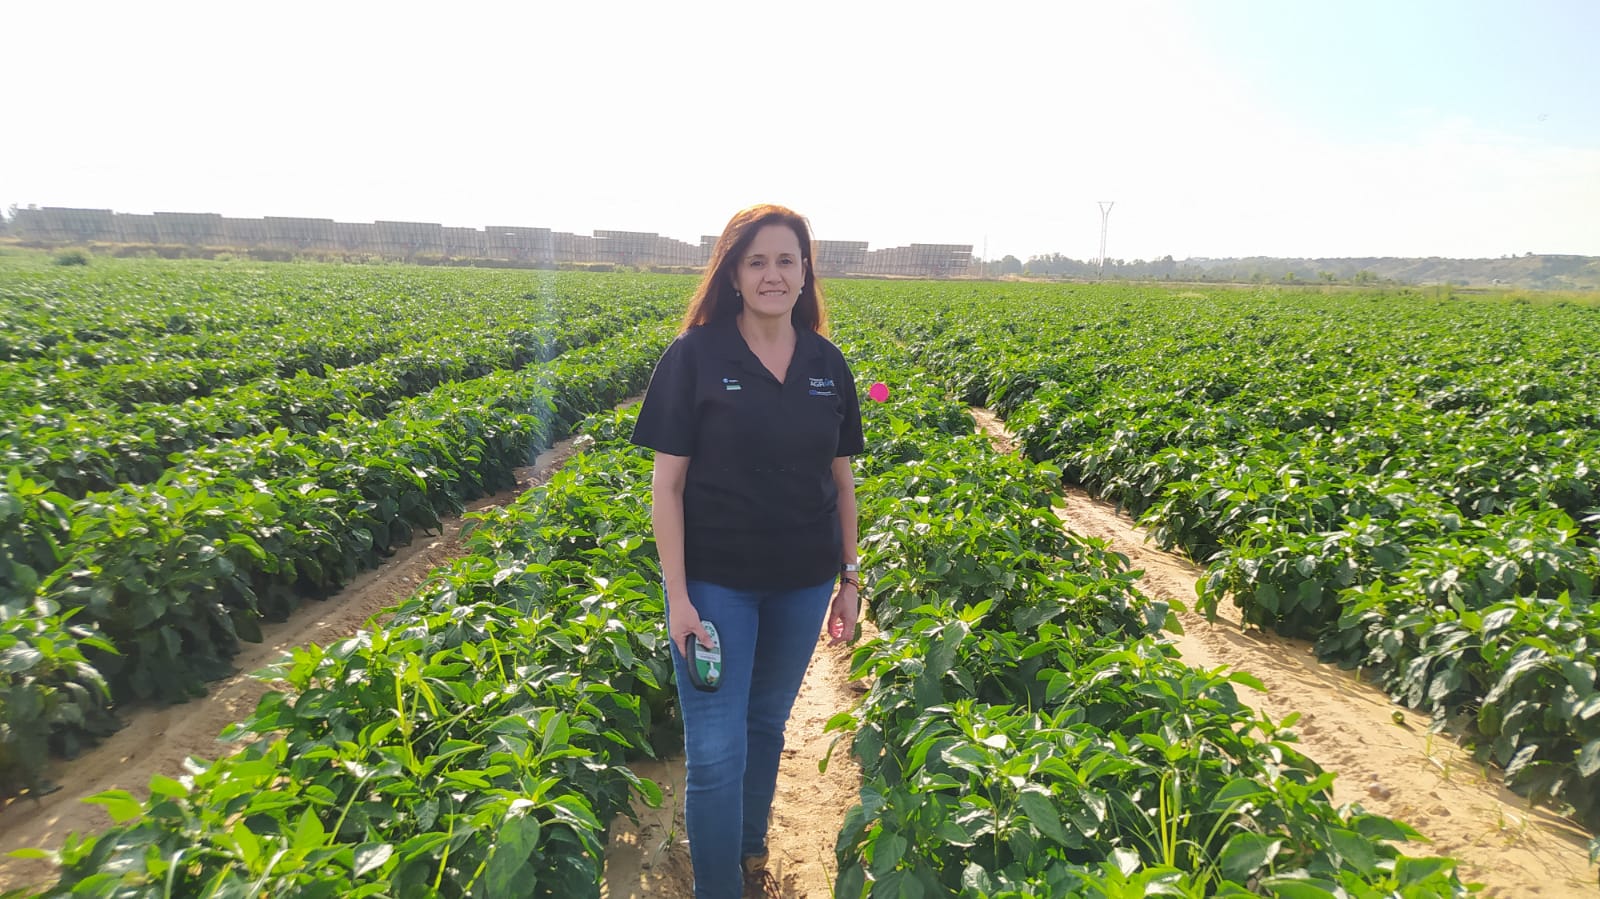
[808,376,836,397]
[722,378,742,391]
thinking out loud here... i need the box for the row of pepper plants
[0,270,689,409]
[0,259,423,364]
[821,317,1472,896]
[1,266,684,494]
[841,279,1600,850]
[1,262,698,797]
[5,407,678,897]
[0,263,478,408]
[0,263,679,407]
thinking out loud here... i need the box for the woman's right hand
[669,594,713,657]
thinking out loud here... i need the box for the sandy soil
[603,632,868,898]
[0,441,583,893]
[971,407,1599,897]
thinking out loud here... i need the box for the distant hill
[1017,253,1600,290]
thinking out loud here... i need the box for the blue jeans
[668,577,834,899]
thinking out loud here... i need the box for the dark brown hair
[681,204,827,336]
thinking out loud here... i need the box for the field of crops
[0,260,684,799]
[2,256,1595,895]
[858,282,1600,841]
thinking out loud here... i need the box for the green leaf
[1395,855,1454,886]
[293,808,326,849]
[1295,577,1321,613]
[398,831,452,861]
[147,774,190,799]
[836,862,866,899]
[233,610,263,644]
[0,645,44,674]
[935,819,975,847]
[1427,665,1463,703]
[1350,814,1418,842]
[1481,607,1518,634]
[627,771,664,808]
[7,562,39,594]
[896,871,926,899]
[1576,739,1600,779]
[872,832,908,878]
[928,623,960,678]
[84,789,145,824]
[1219,831,1280,882]
[1018,789,1072,846]
[1258,875,1338,899]
[1328,827,1376,870]
[1227,670,1266,693]
[353,842,394,877]
[1560,659,1597,693]
[1110,847,1140,875]
[1210,777,1266,810]
[960,862,993,893]
[231,821,262,866]
[483,813,540,895]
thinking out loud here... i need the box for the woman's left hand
[827,581,860,645]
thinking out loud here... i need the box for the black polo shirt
[631,316,865,590]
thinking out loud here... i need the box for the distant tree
[1318,271,1336,282]
[1025,253,1081,276]
[998,254,1023,275]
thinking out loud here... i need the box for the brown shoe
[742,853,776,897]
[742,867,779,897]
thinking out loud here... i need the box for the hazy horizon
[6,0,1597,262]
[15,204,1595,266]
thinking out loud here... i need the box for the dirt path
[603,632,867,898]
[971,407,1599,898]
[0,441,586,893]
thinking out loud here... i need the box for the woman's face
[732,224,806,322]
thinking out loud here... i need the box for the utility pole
[1098,201,1115,279]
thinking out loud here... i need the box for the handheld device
[684,620,722,692]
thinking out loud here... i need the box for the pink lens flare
[868,382,889,403]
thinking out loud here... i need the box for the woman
[630,204,864,898]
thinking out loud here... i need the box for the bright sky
[6,0,1597,262]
